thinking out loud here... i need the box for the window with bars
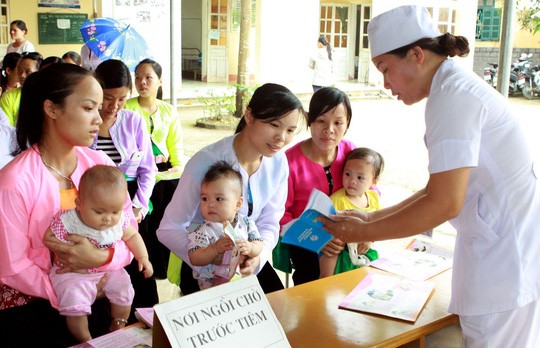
[0,0,9,45]
[475,5,501,41]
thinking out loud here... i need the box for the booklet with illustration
[281,189,335,253]
[339,272,435,322]
[369,238,453,281]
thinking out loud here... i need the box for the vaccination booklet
[281,189,335,254]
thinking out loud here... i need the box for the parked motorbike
[522,65,540,100]
[483,62,498,87]
[483,53,532,95]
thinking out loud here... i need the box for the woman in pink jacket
[278,87,371,285]
[0,64,135,346]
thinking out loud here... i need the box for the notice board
[38,13,87,44]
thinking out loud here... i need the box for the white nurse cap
[368,5,441,59]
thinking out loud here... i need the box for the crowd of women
[1,5,540,346]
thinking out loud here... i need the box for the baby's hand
[138,256,154,278]
[236,240,252,256]
[213,236,234,254]
[132,208,143,223]
[356,242,372,255]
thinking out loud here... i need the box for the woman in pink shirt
[278,87,370,285]
[0,63,135,346]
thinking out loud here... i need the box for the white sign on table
[153,275,290,348]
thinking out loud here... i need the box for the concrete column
[497,0,516,96]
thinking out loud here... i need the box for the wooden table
[266,267,458,348]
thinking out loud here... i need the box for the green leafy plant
[517,0,540,34]
[197,84,256,121]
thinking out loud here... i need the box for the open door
[207,0,228,82]
[356,5,371,84]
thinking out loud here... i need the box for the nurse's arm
[323,167,470,243]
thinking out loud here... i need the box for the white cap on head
[368,5,441,59]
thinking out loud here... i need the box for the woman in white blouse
[158,83,305,295]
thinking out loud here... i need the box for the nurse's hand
[44,229,110,273]
[336,209,370,221]
[239,255,260,276]
[321,238,346,257]
[319,214,370,244]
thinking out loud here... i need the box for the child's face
[76,187,125,231]
[200,178,243,223]
[342,158,377,198]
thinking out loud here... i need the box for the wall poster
[38,0,81,9]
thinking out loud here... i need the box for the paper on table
[135,307,154,327]
[69,325,152,348]
[369,238,453,281]
[339,272,435,322]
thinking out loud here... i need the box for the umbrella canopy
[80,17,151,71]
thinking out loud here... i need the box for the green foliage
[517,0,540,34]
[197,84,256,120]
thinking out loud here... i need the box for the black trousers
[137,162,179,279]
[289,244,320,285]
[141,177,179,279]
[180,261,284,295]
[126,181,160,323]
[0,298,111,347]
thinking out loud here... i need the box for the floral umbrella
[80,17,151,71]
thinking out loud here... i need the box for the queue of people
[1,6,540,347]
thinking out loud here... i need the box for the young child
[187,161,263,290]
[48,165,153,342]
[319,148,384,278]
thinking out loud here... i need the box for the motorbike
[483,53,532,95]
[483,62,498,87]
[522,65,540,99]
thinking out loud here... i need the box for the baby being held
[188,161,263,290]
[48,165,153,342]
[320,148,384,278]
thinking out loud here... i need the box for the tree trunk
[235,0,251,118]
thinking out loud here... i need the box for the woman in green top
[125,59,184,172]
[125,58,185,278]
[0,52,42,126]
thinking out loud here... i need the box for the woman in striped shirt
[92,59,158,316]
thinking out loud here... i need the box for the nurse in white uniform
[320,5,540,347]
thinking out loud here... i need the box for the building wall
[6,0,96,59]
[255,0,318,92]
